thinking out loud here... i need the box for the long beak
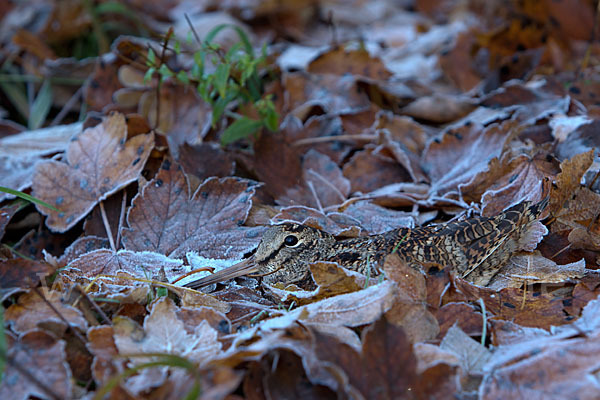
[185,258,258,289]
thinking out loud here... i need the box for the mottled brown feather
[186,199,548,288]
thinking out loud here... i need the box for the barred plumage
[185,199,548,289]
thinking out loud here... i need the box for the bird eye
[284,235,299,247]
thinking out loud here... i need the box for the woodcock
[185,199,548,289]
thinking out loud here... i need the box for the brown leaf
[265,262,365,306]
[0,330,72,400]
[178,142,235,181]
[480,334,600,399]
[5,289,88,334]
[384,253,440,342]
[449,278,573,329]
[343,144,412,193]
[280,149,351,208]
[87,326,128,387]
[299,280,397,326]
[550,149,594,214]
[343,200,416,234]
[138,85,212,146]
[308,47,392,81]
[0,202,19,242]
[66,248,184,282]
[244,350,335,400]
[32,113,154,232]
[423,121,512,200]
[121,160,262,258]
[469,152,556,216]
[402,93,476,124]
[284,71,371,117]
[0,258,53,297]
[440,324,491,391]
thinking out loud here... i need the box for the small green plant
[145,24,279,145]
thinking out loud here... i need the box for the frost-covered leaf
[121,160,262,259]
[32,113,154,232]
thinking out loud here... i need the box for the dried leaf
[121,160,262,258]
[113,297,222,365]
[0,330,72,400]
[32,113,154,232]
[5,289,88,334]
[488,253,585,290]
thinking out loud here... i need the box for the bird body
[185,199,548,289]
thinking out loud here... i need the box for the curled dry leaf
[475,152,556,216]
[121,160,262,259]
[549,149,594,214]
[0,330,72,400]
[264,261,365,306]
[32,113,154,232]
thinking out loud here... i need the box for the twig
[51,86,83,126]
[72,285,112,326]
[32,287,87,345]
[115,191,127,249]
[0,350,63,400]
[292,134,376,147]
[99,201,116,252]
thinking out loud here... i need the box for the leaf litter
[1,1,600,399]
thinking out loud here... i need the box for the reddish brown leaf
[32,113,154,232]
[121,160,262,258]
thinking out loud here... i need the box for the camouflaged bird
[185,199,548,289]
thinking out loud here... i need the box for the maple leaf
[121,160,263,259]
[32,113,154,232]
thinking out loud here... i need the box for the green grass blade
[0,186,61,213]
[28,80,53,130]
